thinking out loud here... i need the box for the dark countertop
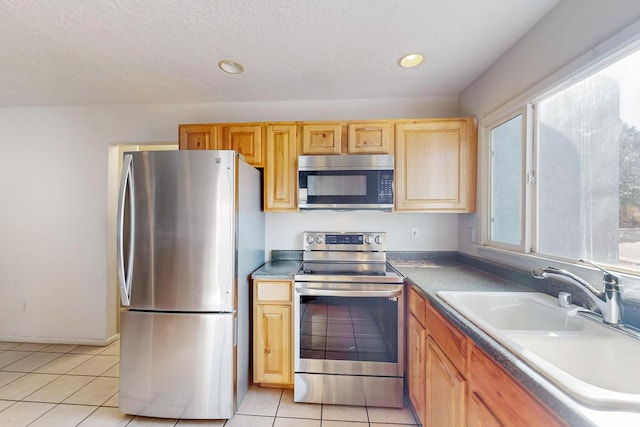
[251,253,640,426]
[252,260,300,280]
[396,261,640,427]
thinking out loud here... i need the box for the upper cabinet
[180,117,476,213]
[395,118,477,212]
[265,123,299,211]
[300,121,393,155]
[179,125,217,150]
[301,122,342,155]
[178,123,264,167]
[220,124,264,167]
[348,121,391,154]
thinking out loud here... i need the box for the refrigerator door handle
[117,154,135,307]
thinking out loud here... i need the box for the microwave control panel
[378,172,394,203]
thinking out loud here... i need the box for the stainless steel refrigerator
[116,150,264,419]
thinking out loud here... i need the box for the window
[537,49,640,271]
[485,47,640,273]
[489,114,524,247]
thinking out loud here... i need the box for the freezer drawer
[119,310,235,419]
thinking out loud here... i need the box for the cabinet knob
[265,348,271,354]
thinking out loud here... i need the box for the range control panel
[303,232,386,251]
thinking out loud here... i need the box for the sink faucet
[532,260,623,325]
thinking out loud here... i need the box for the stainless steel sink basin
[437,291,640,410]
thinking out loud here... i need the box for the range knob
[306,234,315,244]
[365,235,374,244]
[375,235,383,244]
[316,235,324,244]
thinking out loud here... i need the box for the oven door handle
[295,285,403,298]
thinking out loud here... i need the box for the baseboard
[0,332,120,347]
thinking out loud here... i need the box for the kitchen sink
[437,291,640,410]
[437,291,585,332]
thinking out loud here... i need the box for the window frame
[481,106,533,254]
[477,27,640,276]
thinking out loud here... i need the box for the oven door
[294,282,404,377]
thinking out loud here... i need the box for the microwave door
[298,170,392,210]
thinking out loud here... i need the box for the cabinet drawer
[425,302,467,376]
[256,281,292,302]
[408,286,426,326]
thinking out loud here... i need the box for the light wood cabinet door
[426,337,466,427]
[348,121,392,154]
[301,123,343,154]
[179,124,217,150]
[407,285,565,427]
[265,124,299,211]
[468,392,503,427]
[221,124,264,167]
[395,118,476,212]
[407,313,427,427]
[254,304,292,385]
[425,301,467,377]
[469,346,566,427]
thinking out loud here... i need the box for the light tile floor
[0,340,418,426]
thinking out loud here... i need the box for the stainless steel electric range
[293,231,405,408]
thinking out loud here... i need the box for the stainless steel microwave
[298,154,394,210]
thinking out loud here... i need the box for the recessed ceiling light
[398,53,424,68]
[218,60,245,74]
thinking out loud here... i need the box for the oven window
[299,295,398,363]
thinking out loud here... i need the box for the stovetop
[294,262,404,284]
[296,231,404,284]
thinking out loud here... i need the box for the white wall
[0,96,459,343]
[458,0,640,258]
[460,0,640,119]
[266,211,458,254]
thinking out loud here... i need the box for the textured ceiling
[0,0,559,107]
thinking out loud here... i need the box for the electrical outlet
[410,227,419,240]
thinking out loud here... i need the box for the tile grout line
[273,387,284,427]
[0,342,120,425]
[4,341,416,426]
[0,350,35,370]
[23,400,100,427]
[3,349,119,412]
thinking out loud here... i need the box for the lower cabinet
[407,285,566,427]
[468,392,503,427]
[407,303,427,426]
[426,336,466,427]
[253,280,293,386]
[468,345,566,427]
